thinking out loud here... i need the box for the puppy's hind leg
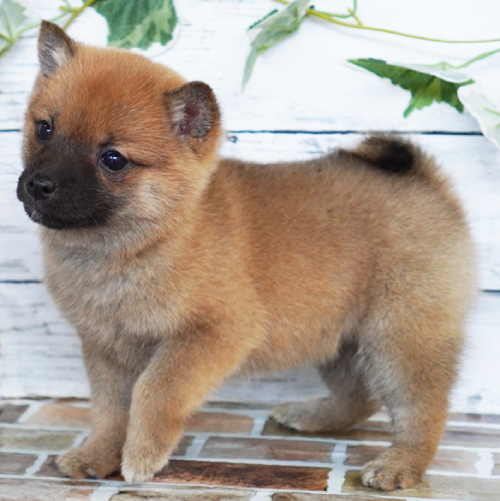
[359,312,464,491]
[272,341,381,432]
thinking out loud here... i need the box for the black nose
[26,176,57,201]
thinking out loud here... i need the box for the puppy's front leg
[57,341,136,479]
[121,321,257,482]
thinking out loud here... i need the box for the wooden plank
[1,282,499,414]
[1,0,499,132]
[0,283,89,398]
[2,131,499,288]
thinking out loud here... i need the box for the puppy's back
[207,136,476,346]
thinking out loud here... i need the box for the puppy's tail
[342,135,440,181]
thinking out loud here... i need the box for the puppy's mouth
[22,202,98,230]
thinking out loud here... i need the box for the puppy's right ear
[38,21,76,77]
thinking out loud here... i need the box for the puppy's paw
[121,444,169,483]
[56,445,121,480]
[361,451,422,490]
[272,400,330,432]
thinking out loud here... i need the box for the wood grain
[0,0,499,409]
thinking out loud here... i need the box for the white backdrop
[0,0,499,412]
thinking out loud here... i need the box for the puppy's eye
[101,150,128,172]
[36,120,53,142]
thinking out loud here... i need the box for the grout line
[326,442,347,494]
[250,490,274,501]
[326,468,346,495]
[250,415,268,436]
[71,430,90,448]
[0,423,91,432]
[475,450,495,476]
[90,485,120,501]
[183,434,209,459]
[23,453,47,476]
[331,442,348,463]
[16,401,44,424]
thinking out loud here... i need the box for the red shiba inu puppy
[17,21,477,490]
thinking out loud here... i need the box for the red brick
[26,406,91,428]
[185,412,253,434]
[0,405,28,424]
[0,478,98,500]
[200,436,333,462]
[153,460,330,490]
[173,436,194,457]
[35,455,68,478]
[0,452,37,474]
[0,428,77,451]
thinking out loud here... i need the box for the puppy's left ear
[38,20,76,77]
[165,82,220,143]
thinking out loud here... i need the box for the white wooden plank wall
[0,0,499,413]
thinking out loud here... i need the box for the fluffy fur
[17,21,477,490]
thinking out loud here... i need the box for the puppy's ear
[165,82,220,141]
[38,20,76,77]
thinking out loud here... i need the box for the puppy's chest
[46,248,179,340]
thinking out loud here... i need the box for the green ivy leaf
[349,58,473,117]
[0,0,35,57]
[243,0,310,90]
[94,0,177,50]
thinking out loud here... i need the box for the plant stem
[457,47,500,68]
[62,0,100,30]
[275,0,500,43]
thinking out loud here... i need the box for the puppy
[17,21,477,490]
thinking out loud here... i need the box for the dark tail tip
[350,135,416,174]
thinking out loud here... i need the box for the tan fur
[20,22,477,490]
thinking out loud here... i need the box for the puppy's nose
[26,176,57,201]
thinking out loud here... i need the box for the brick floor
[1,399,500,501]
[0,478,99,501]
